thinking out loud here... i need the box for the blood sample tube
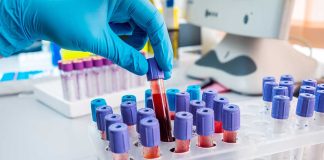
[174,112,193,153]
[213,97,229,133]
[280,74,294,82]
[190,100,205,134]
[145,89,152,108]
[262,76,276,88]
[105,114,123,141]
[166,88,180,120]
[83,58,96,97]
[72,60,87,100]
[279,81,294,101]
[196,108,214,148]
[302,79,317,87]
[175,92,190,112]
[61,61,78,101]
[90,98,107,122]
[270,95,291,160]
[121,94,137,103]
[222,104,240,143]
[92,57,105,95]
[120,101,137,140]
[316,84,324,91]
[187,85,201,100]
[146,58,173,142]
[146,96,154,109]
[139,117,161,159]
[108,123,130,160]
[299,85,316,95]
[202,89,218,109]
[263,81,278,112]
[111,63,123,91]
[272,86,288,97]
[102,58,113,93]
[96,105,113,140]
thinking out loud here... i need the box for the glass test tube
[263,81,278,113]
[174,112,193,153]
[61,61,78,101]
[102,58,113,93]
[213,97,229,133]
[72,60,87,100]
[139,117,161,159]
[108,123,130,160]
[222,104,240,143]
[96,105,113,140]
[196,108,214,148]
[83,58,96,97]
[120,101,138,140]
[92,57,105,95]
[146,58,173,142]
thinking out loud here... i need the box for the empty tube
[92,57,105,95]
[102,58,113,93]
[108,123,130,160]
[213,97,229,133]
[196,108,214,148]
[83,58,96,97]
[139,117,161,159]
[61,61,77,101]
[72,60,87,100]
[174,112,193,153]
[96,105,113,140]
[222,104,240,143]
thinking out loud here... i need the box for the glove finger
[122,22,148,51]
[129,0,173,73]
[109,22,134,36]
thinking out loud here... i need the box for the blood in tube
[108,123,130,160]
[222,104,240,143]
[213,96,229,133]
[174,112,193,153]
[96,105,113,140]
[139,117,161,159]
[196,108,214,148]
[146,58,173,142]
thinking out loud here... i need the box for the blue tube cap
[272,86,288,97]
[146,96,154,109]
[280,74,294,82]
[136,108,156,132]
[263,76,276,87]
[302,79,317,87]
[279,81,294,100]
[213,97,229,121]
[316,84,324,91]
[121,95,137,103]
[90,98,107,122]
[189,100,206,126]
[300,85,316,95]
[196,108,214,136]
[187,85,201,100]
[96,105,113,131]
[139,117,161,147]
[222,104,240,131]
[202,89,218,109]
[296,93,315,117]
[174,112,193,140]
[105,114,123,140]
[166,88,180,111]
[315,90,324,113]
[175,92,190,112]
[146,58,164,81]
[263,81,278,102]
[271,95,290,119]
[145,89,152,108]
[108,123,130,154]
[120,101,137,125]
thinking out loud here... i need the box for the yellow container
[60,49,93,61]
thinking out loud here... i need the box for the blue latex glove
[0,0,173,78]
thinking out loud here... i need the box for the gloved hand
[0,0,173,78]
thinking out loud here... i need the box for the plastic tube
[90,98,107,122]
[174,112,193,153]
[108,123,130,160]
[102,58,113,93]
[146,58,173,142]
[196,108,214,148]
[166,88,180,120]
[60,61,77,101]
[222,104,240,143]
[175,92,190,112]
[83,58,96,97]
[280,74,294,82]
[139,117,161,159]
[279,80,294,101]
[213,97,229,133]
[72,60,87,100]
[120,101,138,140]
[302,79,317,87]
[111,64,123,91]
[263,81,278,113]
[96,105,113,140]
[190,100,205,135]
[299,85,316,95]
[202,89,218,109]
[104,114,122,141]
[92,57,105,95]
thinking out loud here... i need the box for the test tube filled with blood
[139,117,161,159]
[146,58,173,142]
[108,123,130,160]
[222,104,240,143]
[96,105,113,140]
[202,89,218,109]
[196,108,214,148]
[213,97,229,133]
[174,112,193,153]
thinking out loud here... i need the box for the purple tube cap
[146,96,154,109]
[175,92,190,112]
[315,90,324,113]
[189,100,206,125]
[108,123,130,153]
[280,74,294,82]
[58,61,62,70]
[83,58,93,68]
[174,112,193,140]
[196,108,214,136]
[72,60,84,70]
[317,84,324,91]
[271,95,290,119]
[222,104,240,131]
[102,58,113,66]
[136,108,156,132]
[120,101,137,125]
[262,76,276,86]
[302,79,317,87]
[139,117,161,147]
[296,93,315,117]
[272,86,288,97]
[105,114,123,140]
[146,58,164,81]
[92,57,104,67]
[202,89,218,109]
[263,81,278,102]
[96,105,113,131]
[300,85,316,95]
[213,96,229,121]
[62,62,73,72]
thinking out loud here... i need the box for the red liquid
[143,146,160,159]
[198,135,214,148]
[151,79,173,142]
[170,111,175,120]
[101,131,106,140]
[223,130,237,143]
[175,139,190,153]
[214,121,223,133]
[112,153,129,160]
